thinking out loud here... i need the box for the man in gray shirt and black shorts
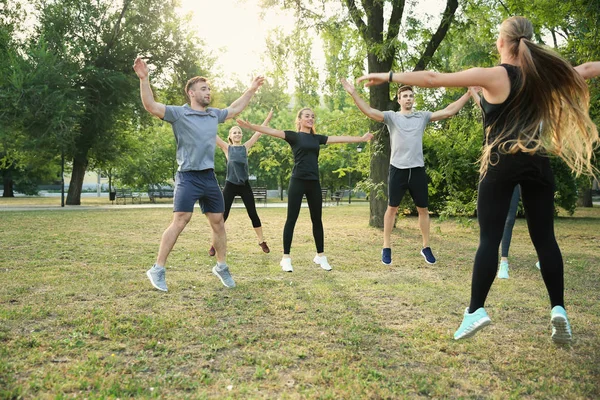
[133,57,264,291]
[342,78,471,266]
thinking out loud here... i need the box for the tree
[262,0,459,226]
[0,4,78,197]
[27,0,209,205]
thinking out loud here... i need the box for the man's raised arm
[341,78,384,122]
[430,91,472,122]
[133,57,166,119]
[225,76,265,120]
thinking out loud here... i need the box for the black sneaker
[420,247,436,264]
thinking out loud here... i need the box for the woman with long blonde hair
[358,16,599,343]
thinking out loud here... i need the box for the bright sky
[179,0,298,86]
[178,0,451,87]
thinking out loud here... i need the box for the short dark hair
[397,85,413,97]
[185,76,209,100]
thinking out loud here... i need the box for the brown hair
[295,107,317,134]
[184,76,209,102]
[397,85,414,97]
[481,16,598,177]
[228,126,242,144]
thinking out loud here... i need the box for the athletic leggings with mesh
[222,180,261,228]
[284,178,324,254]
[469,153,564,312]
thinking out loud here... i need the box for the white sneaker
[280,257,293,272]
[313,254,332,271]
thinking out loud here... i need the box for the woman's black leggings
[469,153,564,312]
[222,181,261,228]
[284,178,324,254]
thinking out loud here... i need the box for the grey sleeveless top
[226,145,249,185]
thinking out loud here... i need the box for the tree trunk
[577,187,593,207]
[66,153,88,205]
[367,52,395,227]
[2,173,14,197]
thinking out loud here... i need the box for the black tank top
[480,64,522,146]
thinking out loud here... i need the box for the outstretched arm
[574,61,600,80]
[225,76,265,120]
[430,91,472,121]
[216,136,229,155]
[357,67,507,97]
[236,119,285,139]
[244,109,274,150]
[133,57,166,119]
[326,132,374,144]
[340,78,384,122]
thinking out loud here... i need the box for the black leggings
[469,153,564,312]
[222,181,261,228]
[284,178,324,254]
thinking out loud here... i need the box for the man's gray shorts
[173,170,224,213]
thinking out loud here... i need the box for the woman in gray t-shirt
[207,110,273,256]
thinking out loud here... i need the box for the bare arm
[340,78,384,122]
[244,109,273,150]
[357,67,510,104]
[216,136,229,156]
[326,132,374,144]
[430,91,472,121]
[469,87,482,109]
[236,119,285,139]
[225,76,265,120]
[133,57,166,119]
[574,61,600,80]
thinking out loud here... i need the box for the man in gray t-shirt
[133,57,264,291]
[342,79,471,266]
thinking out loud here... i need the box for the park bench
[252,187,267,206]
[148,187,174,203]
[321,188,329,206]
[331,190,344,206]
[115,188,141,205]
[228,186,268,206]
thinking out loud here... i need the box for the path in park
[0,202,295,212]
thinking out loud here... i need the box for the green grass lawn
[1,203,599,398]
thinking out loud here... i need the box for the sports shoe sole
[551,315,572,344]
[146,270,167,292]
[454,317,491,340]
[381,259,392,265]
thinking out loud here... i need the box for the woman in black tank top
[358,16,599,344]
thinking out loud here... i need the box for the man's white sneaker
[313,255,332,271]
[280,258,293,272]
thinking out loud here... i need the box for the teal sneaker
[212,264,236,288]
[454,307,491,340]
[550,306,572,344]
[535,261,540,270]
[146,264,167,292]
[498,260,509,279]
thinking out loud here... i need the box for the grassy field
[1,201,599,399]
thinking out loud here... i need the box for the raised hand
[236,119,254,130]
[340,78,356,94]
[250,76,265,91]
[356,73,387,87]
[133,57,149,80]
[362,132,374,141]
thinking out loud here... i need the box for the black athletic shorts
[387,165,429,208]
